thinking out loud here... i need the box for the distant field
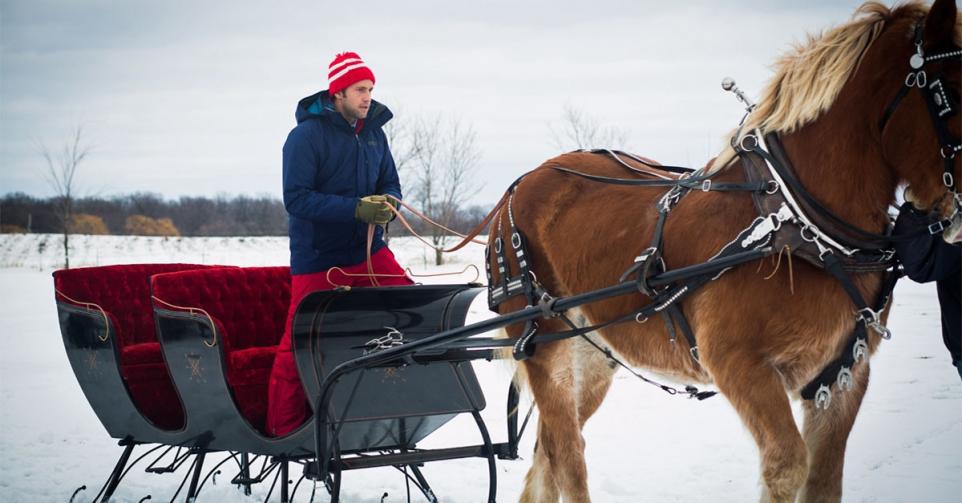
[0,233,486,281]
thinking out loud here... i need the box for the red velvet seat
[150,267,291,434]
[53,264,217,431]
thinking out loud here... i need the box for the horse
[487,1,961,501]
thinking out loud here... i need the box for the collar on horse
[739,132,897,272]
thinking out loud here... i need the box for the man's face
[335,80,374,122]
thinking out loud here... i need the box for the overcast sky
[1,0,867,205]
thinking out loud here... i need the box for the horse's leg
[519,335,592,503]
[573,336,617,429]
[712,351,808,503]
[798,363,870,502]
[570,311,618,428]
[521,418,562,503]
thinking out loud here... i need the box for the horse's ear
[923,0,958,48]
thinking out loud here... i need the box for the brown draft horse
[488,1,961,501]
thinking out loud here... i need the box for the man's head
[328,52,375,122]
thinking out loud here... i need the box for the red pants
[266,247,414,437]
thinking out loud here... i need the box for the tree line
[0,191,492,239]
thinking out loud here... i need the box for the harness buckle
[701,179,712,192]
[799,224,834,259]
[739,134,758,152]
[765,180,780,195]
[537,291,560,319]
[941,148,958,162]
[814,384,832,410]
[634,247,657,264]
[928,219,948,235]
[856,308,891,340]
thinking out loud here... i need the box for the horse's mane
[711,1,941,172]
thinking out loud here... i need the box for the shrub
[67,213,109,235]
[125,215,180,236]
[1,224,27,234]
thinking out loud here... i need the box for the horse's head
[873,0,961,241]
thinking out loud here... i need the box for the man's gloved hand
[355,195,393,225]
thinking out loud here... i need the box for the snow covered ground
[0,233,959,502]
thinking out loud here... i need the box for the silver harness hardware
[363,326,406,355]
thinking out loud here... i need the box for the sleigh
[54,264,526,502]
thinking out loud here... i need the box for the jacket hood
[294,90,393,130]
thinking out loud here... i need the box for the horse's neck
[779,117,896,234]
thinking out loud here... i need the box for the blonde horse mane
[711,1,937,172]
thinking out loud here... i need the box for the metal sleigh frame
[294,239,768,501]
[292,284,526,503]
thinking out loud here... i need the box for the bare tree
[550,104,629,151]
[39,125,91,268]
[408,115,482,265]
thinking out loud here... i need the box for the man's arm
[893,202,962,283]
[282,127,358,223]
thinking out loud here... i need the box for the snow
[0,233,959,502]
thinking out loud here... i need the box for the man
[892,196,961,381]
[267,52,413,437]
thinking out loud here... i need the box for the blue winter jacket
[283,91,401,275]
[892,202,961,370]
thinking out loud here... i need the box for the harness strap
[919,76,961,190]
[581,148,696,175]
[665,303,699,360]
[800,256,901,403]
[550,165,769,192]
[878,83,912,132]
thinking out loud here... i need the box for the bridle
[879,21,962,234]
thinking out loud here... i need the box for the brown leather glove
[355,195,393,225]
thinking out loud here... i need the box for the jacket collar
[295,90,393,133]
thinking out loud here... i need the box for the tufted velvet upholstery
[150,267,291,434]
[53,264,218,431]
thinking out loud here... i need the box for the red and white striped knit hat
[328,52,376,96]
